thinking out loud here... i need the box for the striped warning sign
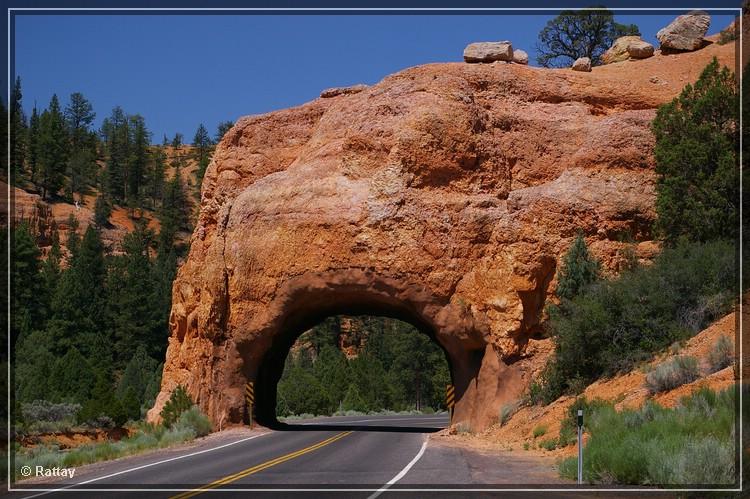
[245,381,255,405]
[446,384,455,409]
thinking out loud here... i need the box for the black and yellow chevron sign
[446,384,455,409]
[245,381,255,406]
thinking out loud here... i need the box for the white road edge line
[18,432,268,499]
[366,438,428,499]
[300,416,449,425]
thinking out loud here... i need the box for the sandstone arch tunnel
[146,47,734,429]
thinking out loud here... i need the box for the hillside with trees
[5,78,233,427]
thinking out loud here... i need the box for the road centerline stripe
[169,431,353,499]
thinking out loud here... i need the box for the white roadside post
[577,409,583,484]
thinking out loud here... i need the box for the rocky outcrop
[512,49,529,65]
[149,38,735,432]
[601,36,654,64]
[601,36,642,64]
[657,11,711,51]
[627,40,655,59]
[463,41,513,63]
[571,57,591,72]
[320,84,368,98]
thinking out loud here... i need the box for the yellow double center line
[170,431,353,499]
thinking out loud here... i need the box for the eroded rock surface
[657,11,711,51]
[463,41,513,63]
[149,39,735,431]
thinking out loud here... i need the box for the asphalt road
[8,413,582,498]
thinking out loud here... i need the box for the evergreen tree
[12,222,43,346]
[15,330,56,403]
[37,95,69,199]
[65,92,96,153]
[171,133,183,150]
[27,105,40,185]
[313,345,349,409]
[160,385,193,427]
[116,346,159,404]
[146,148,167,209]
[94,193,112,227]
[193,124,212,182]
[556,233,601,301]
[49,225,109,365]
[10,76,27,182]
[158,169,188,251]
[215,121,233,143]
[78,373,126,427]
[40,228,62,305]
[652,58,738,244]
[120,386,141,422]
[108,221,162,364]
[66,149,96,201]
[341,384,367,412]
[49,347,95,404]
[101,106,129,202]
[127,115,150,204]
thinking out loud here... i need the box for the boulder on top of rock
[627,40,655,59]
[320,84,368,98]
[656,11,710,51]
[571,57,591,72]
[601,36,642,64]
[512,49,529,65]
[463,41,513,63]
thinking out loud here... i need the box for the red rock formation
[149,40,735,431]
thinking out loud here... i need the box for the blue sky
[14,12,736,142]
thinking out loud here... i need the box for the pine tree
[146,148,166,209]
[12,222,43,346]
[128,115,150,204]
[101,106,129,202]
[556,233,600,300]
[49,225,108,359]
[65,92,96,153]
[158,169,188,251]
[94,193,112,227]
[171,133,183,150]
[109,221,162,364]
[15,330,56,403]
[341,383,367,412]
[37,95,69,199]
[116,345,159,404]
[160,385,193,427]
[652,58,738,244]
[10,76,27,182]
[27,105,40,185]
[49,347,95,404]
[215,121,233,143]
[193,124,212,181]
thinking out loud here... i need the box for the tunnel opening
[253,306,456,429]
[274,315,451,421]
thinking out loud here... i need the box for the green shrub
[645,356,700,394]
[556,233,600,301]
[455,422,472,434]
[708,335,733,373]
[173,406,212,437]
[532,425,547,438]
[539,438,558,451]
[160,385,193,428]
[499,401,520,427]
[559,386,735,485]
[531,239,734,404]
